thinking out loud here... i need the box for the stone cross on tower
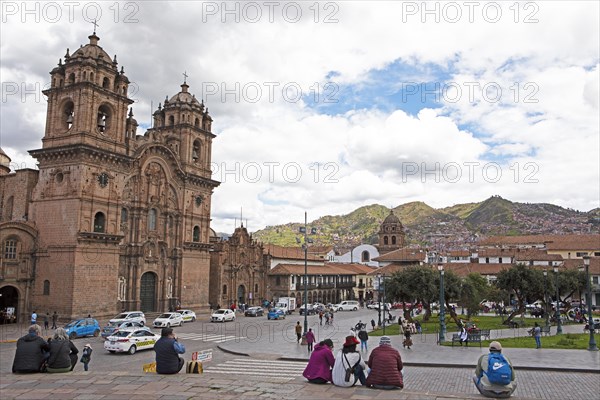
[183,71,188,84]
[91,19,99,34]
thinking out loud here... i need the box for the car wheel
[69,332,76,340]
[167,323,171,328]
[338,308,343,312]
[353,307,358,311]
[93,330,100,337]
[191,317,196,322]
[128,345,137,355]
[108,350,116,353]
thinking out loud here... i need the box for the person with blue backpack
[473,341,516,398]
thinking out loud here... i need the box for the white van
[333,300,359,311]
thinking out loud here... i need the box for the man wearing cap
[365,336,403,390]
[154,327,186,374]
[332,336,367,387]
[473,341,517,398]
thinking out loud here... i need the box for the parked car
[104,327,159,355]
[367,302,391,311]
[109,311,146,326]
[153,312,184,328]
[64,318,100,339]
[178,310,197,322]
[211,309,236,322]
[244,307,264,317]
[299,304,316,315]
[333,300,360,311]
[267,308,286,320]
[101,321,144,340]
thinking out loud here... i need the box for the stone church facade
[0,32,219,321]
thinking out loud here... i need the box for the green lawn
[442,333,594,350]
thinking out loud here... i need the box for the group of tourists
[12,324,92,373]
[302,335,404,390]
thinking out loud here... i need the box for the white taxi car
[152,312,184,328]
[210,309,235,322]
[104,328,159,355]
[179,310,197,322]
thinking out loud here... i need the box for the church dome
[167,82,202,107]
[0,147,12,175]
[69,34,116,70]
[383,209,401,225]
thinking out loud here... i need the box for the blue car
[64,318,101,339]
[267,308,286,320]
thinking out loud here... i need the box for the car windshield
[112,331,132,338]
[214,310,226,314]
[106,322,119,327]
[64,321,77,328]
[114,313,129,319]
[158,313,171,318]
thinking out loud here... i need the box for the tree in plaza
[435,269,463,327]
[386,265,437,322]
[460,273,489,317]
[496,264,544,324]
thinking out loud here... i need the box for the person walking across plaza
[47,328,79,373]
[51,311,58,329]
[295,321,303,343]
[473,341,516,398]
[12,324,49,373]
[531,322,542,349]
[30,311,37,325]
[357,327,369,352]
[80,344,93,371]
[154,327,186,374]
[365,336,403,390]
[306,328,316,352]
[302,339,335,384]
[43,312,49,331]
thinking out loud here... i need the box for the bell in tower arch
[97,112,106,132]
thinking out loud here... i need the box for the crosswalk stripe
[204,358,306,380]
[176,333,246,343]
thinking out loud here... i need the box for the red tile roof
[268,263,373,275]
[263,244,323,261]
[372,248,427,262]
[478,234,600,251]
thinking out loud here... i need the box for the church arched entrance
[0,285,19,324]
[237,285,246,305]
[140,272,157,312]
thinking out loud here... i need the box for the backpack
[343,353,361,383]
[483,353,512,385]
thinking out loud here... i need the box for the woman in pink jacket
[302,339,335,384]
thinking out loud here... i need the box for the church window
[59,79,63,87]
[93,212,106,233]
[121,208,128,224]
[118,277,126,301]
[362,250,370,262]
[5,196,13,221]
[63,101,75,130]
[68,73,75,84]
[392,236,397,245]
[392,226,395,231]
[384,236,388,245]
[4,239,17,259]
[222,285,227,295]
[193,226,200,242]
[90,73,94,83]
[102,77,110,89]
[83,71,87,80]
[148,209,157,231]
[122,85,127,95]
[192,140,201,163]
[43,280,50,295]
[194,118,200,127]
[169,116,175,126]
[97,105,111,133]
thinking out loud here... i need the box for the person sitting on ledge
[302,339,335,384]
[154,327,186,374]
[473,341,517,398]
[12,324,49,373]
[365,336,403,390]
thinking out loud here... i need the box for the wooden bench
[479,329,491,340]
[467,333,482,348]
[451,333,462,347]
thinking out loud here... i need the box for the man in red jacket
[365,336,403,390]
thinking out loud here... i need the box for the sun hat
[343,336,360,347]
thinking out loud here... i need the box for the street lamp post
[582,256,598,351]
[543,270,549,328]
[438,264,446,343]
[554,267,562,335]
[377,273,382,328]
[382,274,386,335]
[298,212,316,337]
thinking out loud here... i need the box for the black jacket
[12,333,49,373]
[154,337,180,374]
[47,340,78,369]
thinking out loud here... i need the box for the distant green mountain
[252,196,597,247]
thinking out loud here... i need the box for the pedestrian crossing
[176,332,246,344]
[203,358,306,381]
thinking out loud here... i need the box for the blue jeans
[535,336,541,348]
[354,363,367,385]
[360,340,367,352]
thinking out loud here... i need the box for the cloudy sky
[1,1,598,232]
